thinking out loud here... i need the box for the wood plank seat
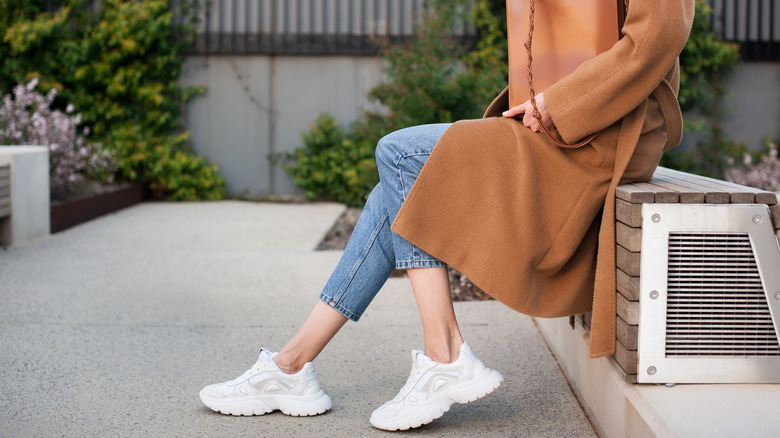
[583,166,780,383]
[0,163,10,219]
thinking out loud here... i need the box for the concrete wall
[178,55,385,196]
[679,62,780,151]
[180,57,779,196]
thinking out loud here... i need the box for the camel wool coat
[392,0,695,358]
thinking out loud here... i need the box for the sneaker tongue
[258,349,274,362]
[412,350,432,365]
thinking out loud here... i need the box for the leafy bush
[0,78,113,198]
[0,0,225,200]
[725,141,780,192]
[281,114,378,207]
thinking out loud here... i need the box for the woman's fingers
[523,109,541,132]
[502,94,555,133]
[503,100,542,132]
[502,103,526,119]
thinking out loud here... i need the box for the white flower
[25,78,39,92]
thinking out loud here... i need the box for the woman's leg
[274,124,453,372]
[273,301,348,373]
[373,124,465,362]
[407,267,463,363]
[369,125,503,431]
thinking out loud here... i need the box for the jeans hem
[395,260,447,270]
[319,293,361,322]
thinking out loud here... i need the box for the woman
[200,0,694,430]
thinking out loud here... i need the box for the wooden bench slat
[616,292,639,325]
[770,204,780,230]
[616,198,643,227]
[616,315,638,351]
[652,172,732,204]
[614,338,638,375]
[657,166,771,195]
[646,178,706,203]
[616,221,642,252]
[617,268,640,301]
[630,181,680,203]
[655,166,777,204]
[0,204,10,218]
[616,245,640,277]
[616,184,656,203]
[0,186,10,199]
[754,192,778,205]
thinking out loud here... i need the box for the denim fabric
[319,123,451,321]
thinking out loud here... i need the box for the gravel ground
[317,208,492,301]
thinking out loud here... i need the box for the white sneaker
[199,349,332,416]
[370,342,503,431]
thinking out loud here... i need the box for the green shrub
[0,0,225,200]
[281,114,378,207]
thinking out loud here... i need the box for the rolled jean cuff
[319,293,362,322]
[395,260,447,270]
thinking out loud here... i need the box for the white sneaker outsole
[199,388,332,417]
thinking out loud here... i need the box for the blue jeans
[319,123,451,321]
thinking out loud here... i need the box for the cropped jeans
[319,123,451,321]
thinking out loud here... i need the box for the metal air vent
[637,204,780,383]
[665,233,779,357]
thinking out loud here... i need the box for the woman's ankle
[273,351,304,374]
[425,337,464,363]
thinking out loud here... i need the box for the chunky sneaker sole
[199,349,332,417]
[199,389,332,417]
[370,342,503,431]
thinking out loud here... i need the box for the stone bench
[583,166,780,384]
[0,146,50,246]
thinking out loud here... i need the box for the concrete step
[536,317,780,438]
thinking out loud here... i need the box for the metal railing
[710,0,779,61]
[176,0,780,61]
[176,0,477,56]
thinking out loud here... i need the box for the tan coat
[392,0,695,358]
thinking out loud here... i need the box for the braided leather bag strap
[525,0,629,148]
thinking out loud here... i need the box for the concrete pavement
[0,201,595,437]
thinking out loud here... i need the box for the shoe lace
[392,363,427,403]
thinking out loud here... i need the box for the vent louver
[665,233,780,357]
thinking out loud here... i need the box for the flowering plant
[0,79,113,198]
[725,141,780,192]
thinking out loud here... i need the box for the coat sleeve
[543,0,695,144]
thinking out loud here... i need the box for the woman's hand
[502,92,556,133]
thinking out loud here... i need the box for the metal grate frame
[637,204,780,383]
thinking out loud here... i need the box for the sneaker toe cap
[199,383,233,399]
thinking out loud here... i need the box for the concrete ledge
[535,316,780,438]
[0,146,50,246]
